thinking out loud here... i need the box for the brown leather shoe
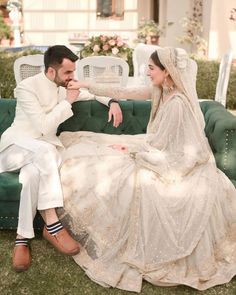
[12,245,31,272]
[43,226,80,256]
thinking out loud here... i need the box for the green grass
[1,231,236,295]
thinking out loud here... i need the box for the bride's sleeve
[135,96,211,181]
[88,83,152,100]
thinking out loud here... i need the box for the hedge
[0,50,235,109]
[0,49,42,98]
[195,58,236,109]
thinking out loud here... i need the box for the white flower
[112,47,119,55]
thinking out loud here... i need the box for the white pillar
[8,5,22,47]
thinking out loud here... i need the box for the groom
[0,45,122,272]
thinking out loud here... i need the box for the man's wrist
[108,98,119,108]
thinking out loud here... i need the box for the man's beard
[54,71,71,87]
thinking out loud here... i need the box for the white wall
[204,0,236,59]
[22,0,236,59]
[137,0,153,21]
[158,0,192,49]
[158,0,236,59]
[22,0,139,47]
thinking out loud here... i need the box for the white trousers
[0,140,64,238]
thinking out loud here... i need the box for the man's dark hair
[150,51,165,71]
[44,45,79,72]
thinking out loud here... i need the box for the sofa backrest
[57,100,151,135]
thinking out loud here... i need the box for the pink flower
[112,47,119,55]
[93,44,101,52]
[102,44,110,51]
[116,36,123,42]
[108,39,116,46]
[117,41,124,47]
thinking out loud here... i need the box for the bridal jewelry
[162,77,175,95]
[161,77,176,102]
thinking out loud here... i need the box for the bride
[58,47,236,292]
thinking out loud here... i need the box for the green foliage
[0,52,15,98]
[228,66,236,109]
[0,49,42,98]
[0,13,11,40]
[195,58,236,109]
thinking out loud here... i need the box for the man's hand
[66,88,80,104]
[108,102,123,128]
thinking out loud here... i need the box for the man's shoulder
[14,72,45,96]
[17,72,44,87]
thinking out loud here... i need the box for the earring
[162,77,175,96]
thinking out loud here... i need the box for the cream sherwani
[0,72,110,238]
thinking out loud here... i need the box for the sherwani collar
[40,72,59,90]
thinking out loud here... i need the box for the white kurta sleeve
[15,85,73,136]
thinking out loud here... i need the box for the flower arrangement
[177,16,207,56]
[177,0,207,57]
[80,35,132,61]
[137,19,163,45]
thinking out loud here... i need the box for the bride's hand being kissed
[109,144,129,152]
[67,80,89,90]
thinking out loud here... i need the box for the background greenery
[0,50,235,109]
[1,230,236,295]
[195,58,236,109]
[0,13,11,41]
[0,49,42,98]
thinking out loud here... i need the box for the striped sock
[15,238,29,247]
[46,221,63,236]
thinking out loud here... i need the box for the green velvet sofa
[0,98,236,230]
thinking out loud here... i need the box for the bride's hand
[67,80,89,90]
[109,144,128,152]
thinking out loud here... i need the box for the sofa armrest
[0,99,16,138]
[200,101,236,184]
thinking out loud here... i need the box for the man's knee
[36,144,60,164]
[19,163,40,185]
